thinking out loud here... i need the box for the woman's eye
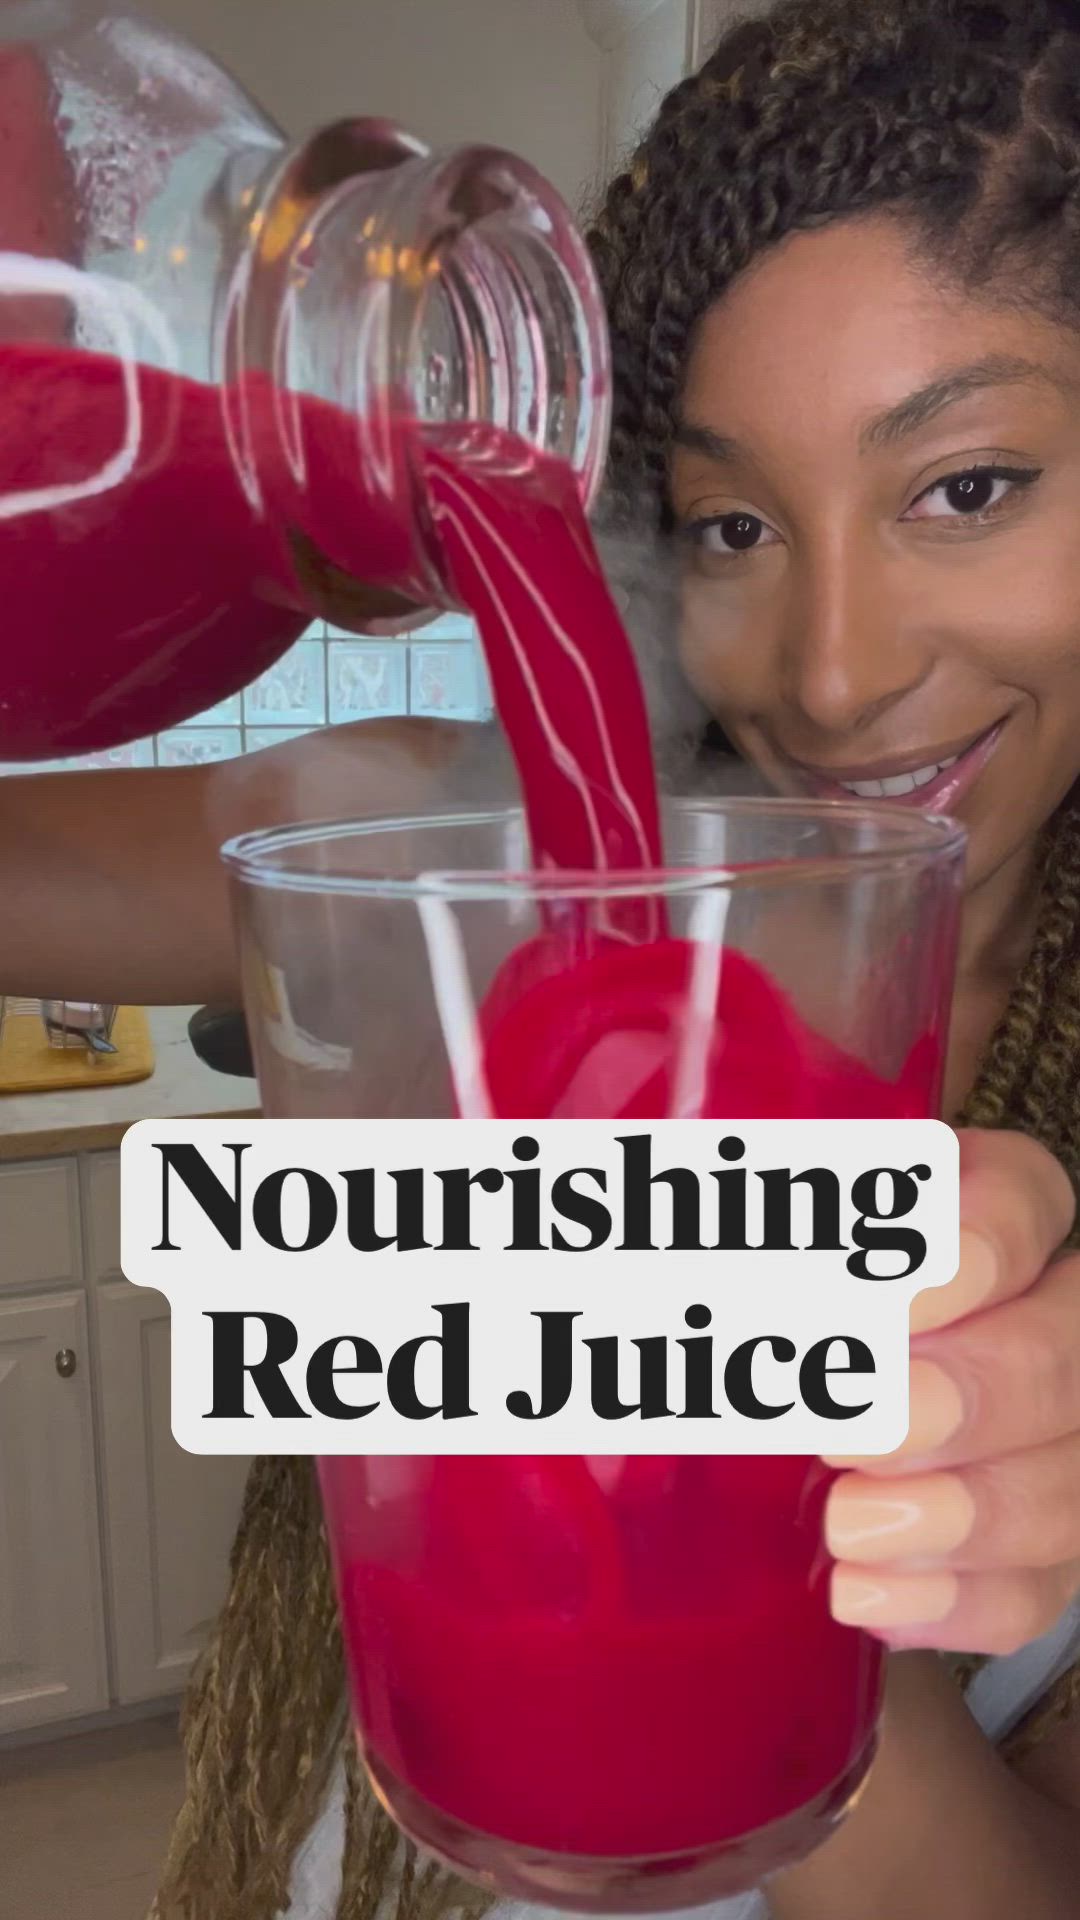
[688,512,779,555]
[905,465,1041,523]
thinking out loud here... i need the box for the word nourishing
[153,1131,934,1280]
[120,1118,959,1455]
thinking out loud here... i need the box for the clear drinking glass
[223,799,965,1913]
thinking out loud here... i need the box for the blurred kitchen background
[1,617,497,773]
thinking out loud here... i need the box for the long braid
[947,792,1080,1745]
[151,1459,351,1920]
[963,798,1080,1177]
[155,5,1080,1915]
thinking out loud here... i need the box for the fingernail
[824,1360,964,1471]
[901,1360,966,1457]
[909,1228,998,1336]
[825,1473,975,1562]
[830,1567,959,1629]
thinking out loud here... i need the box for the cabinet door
[0,1158,80,1296]
[0,1292,109,1732]
[95,1278,251,1704]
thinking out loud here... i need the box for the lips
[782,722,1006,812]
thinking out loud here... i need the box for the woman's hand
[825,1128,1080,1655]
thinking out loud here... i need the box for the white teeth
[840,754,960,799]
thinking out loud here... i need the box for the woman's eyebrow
[861,355,1061,448]
[674,355,1063,469]
[672,422,743,463]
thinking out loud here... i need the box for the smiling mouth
[785,721,1007,810]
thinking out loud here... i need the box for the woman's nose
[780,545,931,739]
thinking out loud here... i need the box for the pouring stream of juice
[324,414,935,1878]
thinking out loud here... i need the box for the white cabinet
[0,1291,109,1733]
[0,1158,80,1294]
[95,1278,250,1702]
[0,1150,250,1738]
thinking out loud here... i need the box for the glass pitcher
[0,1,609,758]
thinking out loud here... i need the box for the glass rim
[221,797,966,902]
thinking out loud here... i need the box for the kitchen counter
[0,1006,259,1161]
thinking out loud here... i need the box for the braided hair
[153,5,1080,1916]
[592,0,1080,519]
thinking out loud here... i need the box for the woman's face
[671,216,1080,898]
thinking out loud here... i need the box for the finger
[825,1432,1080,1573]
[830,1560,1080,1657]
[829,1253,1080,1474]
[909,1128,1075,1336]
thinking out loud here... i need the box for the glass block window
[0,617,494,774]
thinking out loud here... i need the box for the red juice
[328,1451,879,1876]
[331,405,914,1900]
[421,426,663,937]
[0,343,321,756]
[0,47,81,344]
[0,345,662,855]
[324,940,937,1901]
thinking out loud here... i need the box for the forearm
[0,718,512,1006]
[769,1654,1079,1920]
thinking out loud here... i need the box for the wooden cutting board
[0,1004,155,1094]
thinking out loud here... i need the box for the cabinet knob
[55,1347,77,1379]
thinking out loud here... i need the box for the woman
[3,0,1080,1913]
[171,0,1080,1911]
